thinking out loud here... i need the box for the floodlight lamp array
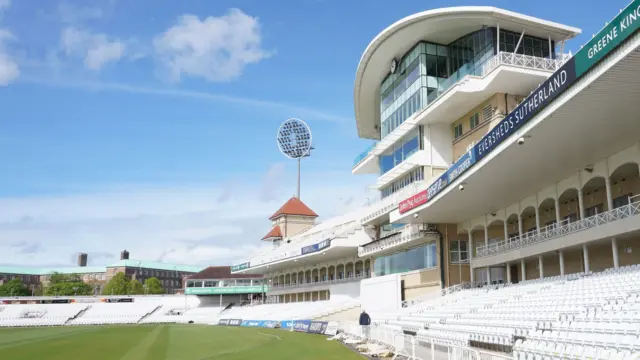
[277,118,312,159]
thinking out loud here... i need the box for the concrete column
[303,292,306,302]
[503,221,509,242]
[518,215,524,238]
[521,259,526,281]
[468,232,475,283]
[583,244,590,273]
[612,237,620,269]
[578,188,585,219]
[484,226,489,247]
[486,267,491,285]
[555,198,562,225]
[538,255,544,279]
[605,177,614,211]
[559,251,565,276]
[506,263,511,283]
[534,207,541,233]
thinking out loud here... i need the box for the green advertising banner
[185,285,267,295]
[230,262,250,272]
[575,0,640,77]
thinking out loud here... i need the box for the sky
[0,0,629,268]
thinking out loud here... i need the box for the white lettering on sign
[589,4,640,59]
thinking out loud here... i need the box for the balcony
[475,197,640,258]
[267,273,370,294]
[352,51,570,172]
[359,224,435,257]
[361,181,427,224]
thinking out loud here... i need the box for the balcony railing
[361,181,427,224]
[352,52,570,169]
[475,196,640,258]
[359,224,433,257]
[268,273,370,292]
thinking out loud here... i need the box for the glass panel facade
[373,242,437,276]
[378,27,554,141]
[379,127,421,175]
[380,167,425,198]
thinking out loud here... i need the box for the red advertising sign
[399,190,428,214]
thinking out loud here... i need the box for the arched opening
[304,270,312,283]
[297,271,304,284]
[284,274,291,286]
[538,198,557,229]
[355,261,363,277]
[558,188,579,222]
[345,262,354,278]
[505,213,520,241]
[311,269,319,283]
[336,264,345,279]
[610,162,640,208]
[582,176,606,215]
[319,267,327,282]
[486,219,505,244]
[520,206,537,234]
[363,259,371,277]
[328,265,335,280]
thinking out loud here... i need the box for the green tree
[144,277,164,294]
[0,278,30,296]
[127,279,144,295]
[48,272,82,284]
[102,272,128,295]
[44,282,92,296]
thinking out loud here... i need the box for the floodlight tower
[276,118,313,199]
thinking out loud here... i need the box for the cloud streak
[21,77,352,122]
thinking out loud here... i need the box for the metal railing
[476,196,640,258]
[351,51,570,169]
[358,224,433,257]
[482,51,568,75]
[268,273,370,292]
[342,322,485,360]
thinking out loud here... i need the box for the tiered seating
[215,298,360,323]
[372,266,640,358]
[67,302,159,325]
[0,304,88,327]
[139,306,190,324]
[178,306,224,324]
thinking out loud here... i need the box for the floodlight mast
[276,118,313,200]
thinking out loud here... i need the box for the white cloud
[153,9,271,82]
[0,172,371,268]
[61,27,125,71]
[0,2,17,85]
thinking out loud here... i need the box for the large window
[379,128,421,175]
[373,242,437,276]
[450,240,469,263]
[380,167,425,198]
[499,30,552,58]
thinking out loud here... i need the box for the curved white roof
[354,6,581,139]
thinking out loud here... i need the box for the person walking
[359,309,371,338]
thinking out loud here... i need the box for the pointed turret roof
[261,225,283,241]
[269,196,318,220]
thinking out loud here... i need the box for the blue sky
[0,0,629,267]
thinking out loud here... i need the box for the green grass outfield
[0,324,365,360]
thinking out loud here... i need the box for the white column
[612,237,620,269]
[506,263,511,284]
[484,226,489,247]
[521,259,526,281]
[503,221,509,242]
[578,188,585,219]
[518,215,524,238]
[468,232,475,283]
[559,251,565,276]
[555,198,562,225]
[583,244,590,273]
[538,255,544,279]
[486,267,491,285]
[605,177,614,210]
[534,207,541,233]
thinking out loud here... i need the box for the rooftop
[0,259,204,276]
[262,225,283,241]
[269,196,319,220]
[188,266,263,280]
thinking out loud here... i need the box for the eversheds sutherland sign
[397,0,640,215]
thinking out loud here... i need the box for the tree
[44,282,92,296]
[0,278,30,296]
[43,272,92,296]
[144,277,164,294]
[102,272,128,295]
[127,279,144,295]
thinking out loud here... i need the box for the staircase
[137,305,162,323]
[315,305,361,322]
[64,305,91,325]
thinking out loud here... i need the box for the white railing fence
[268,273,370,292]
[482,51,568,75]
[341,322,490,360]
[359,224,434,257]
[476,195,640,258]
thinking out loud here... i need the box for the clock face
[390,59,397,74]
